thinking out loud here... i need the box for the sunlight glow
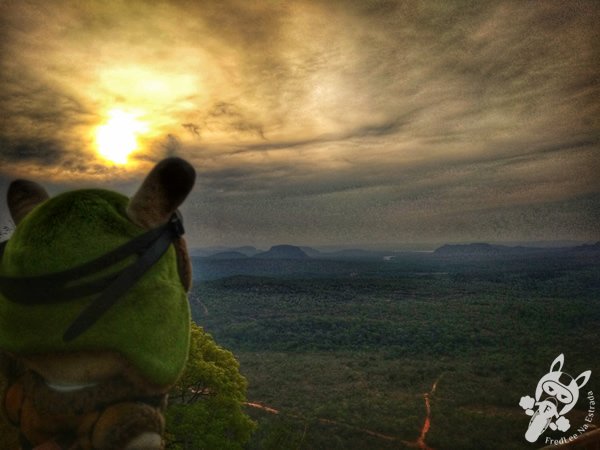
[95,109,148,165]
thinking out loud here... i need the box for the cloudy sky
[0,0,598,248]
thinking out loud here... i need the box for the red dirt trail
[244,373,443,449]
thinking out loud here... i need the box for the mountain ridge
[255,245,309,260]
[190,241,600,260]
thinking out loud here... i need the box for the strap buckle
[169,211,185,237]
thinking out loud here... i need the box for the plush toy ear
[7,180,50,225]
[127,157,196,229]
[127,158,195,291]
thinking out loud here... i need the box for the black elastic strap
[0,273,120,305]
[62,225,177,342]
[0,225,166,288]
[0,213,185,342]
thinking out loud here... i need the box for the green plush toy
[0,158,196,450]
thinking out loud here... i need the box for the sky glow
[0,1,598,247]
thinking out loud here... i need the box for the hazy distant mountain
[255,245,309,259]
[570,241,600,253]
[229,246,261,257]
[193,241,600,261]
[434,242,600,256]
[435,243,495,255]
[191,246,261,257]
[299,246,322,257]
[492,240,593,248]
[434,243,544,256]
[207,251,249,260]
[319,249,393,260]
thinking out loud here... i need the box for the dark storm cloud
[162,134,182,157]
[204,102,266,139]
[0,61,97,175]
[222,114,415,155]
[0,137,64,164]
[181,123,200,137]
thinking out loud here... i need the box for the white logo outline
[519,353,592,443]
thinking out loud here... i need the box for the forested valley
[182,251,599,449]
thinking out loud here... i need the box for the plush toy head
[0,157,196,388]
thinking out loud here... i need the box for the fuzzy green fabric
[0,189,190,387]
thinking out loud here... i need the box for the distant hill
[570,241,600,253]
[321,249,389,260]
[191,246,261,257]
[207,251,249,260]
[193,242,600,261]
[229,246,262,257]
[434,242,600,256]
[299,246,322,257]
[434,243,548,256]
[255,245,309,259]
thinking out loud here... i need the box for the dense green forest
[191,252,599,449]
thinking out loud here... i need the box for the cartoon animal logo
[519,354,591,443]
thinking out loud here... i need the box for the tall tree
[166,322,255,449]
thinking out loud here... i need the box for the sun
[95,109,147,165]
